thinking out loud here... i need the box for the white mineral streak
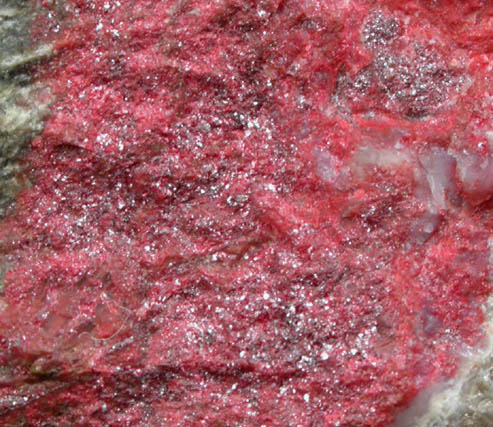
[353,146,412,175]
[315,139,493,425]
[317,140,493,210]
[316,142,455,243]
[395,292,493,427]
[486,131,493,147]
[418,148,456,210]
[456,151,493,202]
[313,147,350,190]
[0,43,53,73]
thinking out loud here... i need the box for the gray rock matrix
[0,0,51,218]
[395,295,493,426]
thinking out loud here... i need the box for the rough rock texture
[1,1,493,426]
[406,297,493,427]
[0,0,52,220]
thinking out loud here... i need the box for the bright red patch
[1,1,493,425]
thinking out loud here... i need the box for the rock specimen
[1,0,493,426]
[0,0,52,219]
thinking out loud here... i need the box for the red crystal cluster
[1,1,493,425]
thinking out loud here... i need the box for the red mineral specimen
[1,0,493,426]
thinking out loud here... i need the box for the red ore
[1,0,493,426]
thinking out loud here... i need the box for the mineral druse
[1,1,493,426]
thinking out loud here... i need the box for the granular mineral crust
[1,1,493,426]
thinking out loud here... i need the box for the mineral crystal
[1,1,493,425]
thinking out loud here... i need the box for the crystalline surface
[1,0,493,426]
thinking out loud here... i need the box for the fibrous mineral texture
[1,1,493,426]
